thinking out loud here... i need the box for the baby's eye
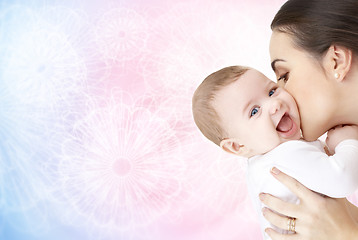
[269,88,276,97]
[278,72,289,83]
[250,107,260,117]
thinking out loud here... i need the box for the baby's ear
[220,138,250,157]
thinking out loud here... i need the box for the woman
[261,0,358,239]
[260,169,358,239]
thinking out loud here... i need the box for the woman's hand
[259,167,358,240]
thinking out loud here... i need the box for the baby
[192,66,358,239]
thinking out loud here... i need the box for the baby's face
[213,69,301,156]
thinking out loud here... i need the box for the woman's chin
[301,127,322,141]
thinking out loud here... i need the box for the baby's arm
[326,125,358,154]
[273,137,358,198]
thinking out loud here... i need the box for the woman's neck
[334,64,358,126]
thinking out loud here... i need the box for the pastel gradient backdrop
[2,0,358,239]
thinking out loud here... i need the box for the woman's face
[269,31,337,141]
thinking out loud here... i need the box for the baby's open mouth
[276,113,293,133]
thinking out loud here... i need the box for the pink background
[4,0,357,240]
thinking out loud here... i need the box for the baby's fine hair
[192,66,249,146]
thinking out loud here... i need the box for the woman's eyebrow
[271,59,285,72]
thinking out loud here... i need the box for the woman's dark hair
[271,0,358,58]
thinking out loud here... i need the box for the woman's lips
[276,113,298,138]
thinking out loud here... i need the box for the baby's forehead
[225,70,274,92]
[243,69,275,83]
[213,71,276,109]
[217,69,272,93]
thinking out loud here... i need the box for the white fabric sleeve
[272,139,358,197]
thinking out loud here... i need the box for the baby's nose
[270,100,282,115]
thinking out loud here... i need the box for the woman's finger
[270,167,316,202]
[265,228,299,240]
[259,193,299,218]
[262,207,296,231]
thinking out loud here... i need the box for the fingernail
[262,207,267,215]
[259,193,265,201]
[271,167,281,175]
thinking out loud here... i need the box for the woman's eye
[278,73,289,83]
[269,88,276,97]
[250,107,260,117]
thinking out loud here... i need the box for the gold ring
[287,217,296,232]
